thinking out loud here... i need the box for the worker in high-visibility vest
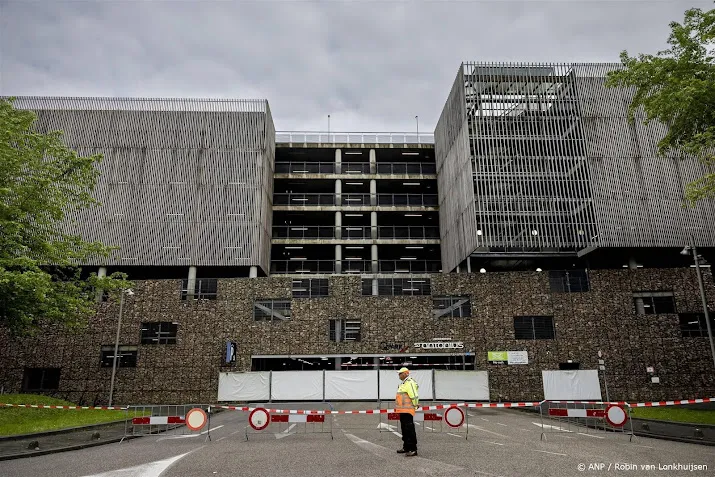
[395,367,419,456]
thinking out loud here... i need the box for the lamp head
[680,246,691,256]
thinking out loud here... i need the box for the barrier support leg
[205,406,212,442]
[540,403,547,441]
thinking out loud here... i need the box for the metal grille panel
[11,97,274,271]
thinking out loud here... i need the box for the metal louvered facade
[12,97,275,273]
[435,62,715,273]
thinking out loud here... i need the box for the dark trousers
[399,413,417,451]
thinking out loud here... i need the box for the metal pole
[692,241,715,370]
[108,291,124,407]
[415,116,419,138]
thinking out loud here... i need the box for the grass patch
[0,394,129,437]
[629,406,715,425]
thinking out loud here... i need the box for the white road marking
[481,418,489,422]
[496,423,508,427]
[577,432,605,439]
[216,437,226,442]
[377,422,402,438]
[275,423,297,439]
[80,452,190,477]
[480,440,504,446]
[533,422,573,432]
[467,424,508,438]
[631,444,655,449]
[424,425,434,430]
[532,449,568,457]
[155,425,222,442]
[519,428,532,432]
[447,432,462,438]
[345,433,472,474]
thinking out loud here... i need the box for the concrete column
[370,179,377,206]
[187,266,197,300]
[335,179,342,206]
[371,211,378,239]
[249,266,258,278]
[335,148,342,174]
[456,264,461,274]
[96,267,107,302]
[335,211,342,239]
[369,148,376,174]
[372,278,379,296]
[628,257,638,270]
[371,244,378,274]
[335,244,342,274]
[335,357,342,370]
[466,257,472,274]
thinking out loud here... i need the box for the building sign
[488,351,528,365]
[414,341,464,349]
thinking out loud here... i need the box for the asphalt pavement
[0,404,713,477]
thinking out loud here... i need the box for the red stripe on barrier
[588,410,605,417]
[271,414,288,422]
[549,409,568,417]
[168,416,185,424]
[307,415,325,423]
[387,413,400,420]
[424,413,442,421]
[132,417,150,425]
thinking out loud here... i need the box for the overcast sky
[1,0,711,132]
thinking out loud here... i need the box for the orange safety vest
[395,377,418,415]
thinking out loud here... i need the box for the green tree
[605,5,715,205]
[0,98,131,335]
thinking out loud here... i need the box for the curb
[0,420,130,441]
[0,435,141,462]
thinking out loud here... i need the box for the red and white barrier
[549,408,605,418]
[132,416,185,425]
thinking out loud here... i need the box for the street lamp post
[108,288,133,407]
[681,239,715,371]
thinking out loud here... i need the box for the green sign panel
[488,351,508,362]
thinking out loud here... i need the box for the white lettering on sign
[413,341,464,349]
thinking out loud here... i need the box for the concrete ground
[0,403,713,477]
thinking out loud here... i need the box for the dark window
[22,368,61,391]
[329,319,361,342]
[100,345,138,367]
[433,296,472,318]
[633,292,676,314]
[559,362,580,370]
[292,279,329,298]
[679,312,715,337]
[181,278,218,300]
[140,322,178,344]
[361,279,373,296]
[374,278,431,296]
[549,270,590,292]
[514,316,555,340]
[254,299,291,322]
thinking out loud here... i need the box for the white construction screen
[378,369,434,400]
[434,371,490,401]
[271,370,324,400]
[324,370,378,400]
[217,372,270,401]
[542,370,602,400]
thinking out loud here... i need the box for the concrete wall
[1,268,713,404]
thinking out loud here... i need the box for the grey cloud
[1,0,711,132]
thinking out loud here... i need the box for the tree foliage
[605,5,715,205]
[0,98,131,335]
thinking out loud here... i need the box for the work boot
[405,451,418,457]
[396,448,407,453]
